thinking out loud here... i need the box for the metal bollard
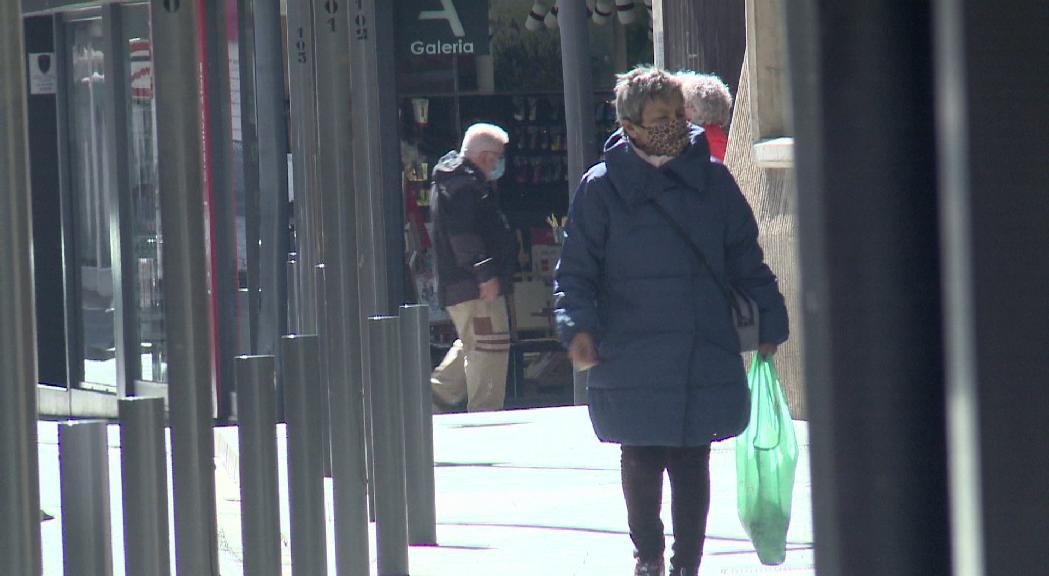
[1,3,43,573]
[235,356,282,576]
[119,398,171,576]
[149,1,222,571]
[369,316,410,576]
[238,287,252,354]
[315,265,333,478]
[286,258,300,334]
[281,335,328,576]
[60,420,114,576]
[559,0,596,409]
[399,305,438,545]
[317,264,371,576]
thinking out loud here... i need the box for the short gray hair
[461,123,509,156]
[678,72,733,127]
[614,66,682,125]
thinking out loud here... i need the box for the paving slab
[213,405,814,575]
[37,405,814,575]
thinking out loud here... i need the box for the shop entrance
[396,0,653,407]
[26,2,167,401]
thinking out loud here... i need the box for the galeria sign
[400,0,490,57]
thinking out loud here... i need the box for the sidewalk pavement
[37,405,814,575]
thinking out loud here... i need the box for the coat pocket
[587,333,691,390]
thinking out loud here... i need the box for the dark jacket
[554,128,789,446]
[431,151,518,308]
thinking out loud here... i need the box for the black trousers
[621,445,712,573]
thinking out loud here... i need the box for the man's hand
[479,278,500,302]
[758,342,778,359]
[568,332,600,371]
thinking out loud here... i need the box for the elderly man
[555,67,788,576]
[430,123,517,412]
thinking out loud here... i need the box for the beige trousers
[431,296,510,412]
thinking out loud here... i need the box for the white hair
[677,72,733,127]
[461,123,510,157]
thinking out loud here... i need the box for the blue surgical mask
[489,157,506,181]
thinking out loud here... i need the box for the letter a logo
[418,0,465,37]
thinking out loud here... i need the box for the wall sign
[28,52,56,95]
[400,0,490,57]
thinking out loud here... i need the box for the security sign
[399,0,490,57]
[28,52,56,95]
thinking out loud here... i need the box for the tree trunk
[725,51,806,419]
[661,0,746,95]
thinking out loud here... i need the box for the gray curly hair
[614,66,682,125]
[678,72,733,127]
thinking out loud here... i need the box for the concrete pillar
[743,0,788,138]
[933,1,1049,574]
[786,1,952,574]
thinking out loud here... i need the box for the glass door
[122,2,167,384]
[64,12,117,390]
[59,3,168,394]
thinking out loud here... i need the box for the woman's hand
[568,332,600,371]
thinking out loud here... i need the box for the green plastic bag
[735,355,799,565]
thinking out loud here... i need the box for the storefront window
[396,0,655,330]
[398,52,458,95]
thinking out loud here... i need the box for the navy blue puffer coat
[554,128,789,446]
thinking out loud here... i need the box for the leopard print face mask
[633,118,690,158]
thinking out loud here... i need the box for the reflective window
[66,15,116,388]
[123,3,167,383]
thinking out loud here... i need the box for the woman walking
[554,67,788,576]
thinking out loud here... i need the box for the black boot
[634,557,664,576]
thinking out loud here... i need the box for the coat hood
[602,126,712,206]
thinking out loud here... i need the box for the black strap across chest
[647,199,743,316]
